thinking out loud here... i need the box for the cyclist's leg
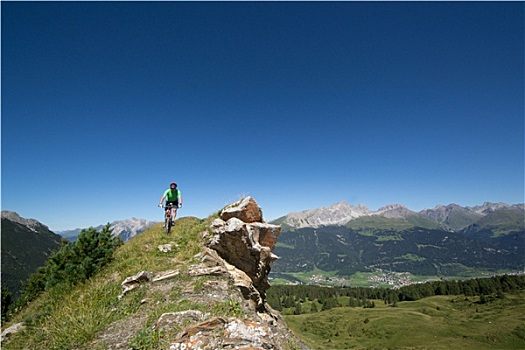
[172,201,178,222]
[167,202,176,223]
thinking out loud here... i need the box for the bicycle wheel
[164,213,170,234]
[166,218,172,234]
[163,208,171,234]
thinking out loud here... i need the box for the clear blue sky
[2,2,523,231]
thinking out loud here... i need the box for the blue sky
[2,2,523,231]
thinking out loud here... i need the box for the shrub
[13,224,122,313]
[46,224,122,287]
[1,287,13,323]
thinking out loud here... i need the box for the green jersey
[163,189,181,202]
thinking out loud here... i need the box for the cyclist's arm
[159,189,169,205]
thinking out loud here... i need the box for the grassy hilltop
[283,292,525,350]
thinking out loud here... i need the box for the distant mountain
[271,201,524,283]
[461,206,525,237]
[372,204,441,229]
[1,211,63,297]
[57,218,158,242]
[469,202,524,214]
[1,211,52,233]
[273,201,371,229]
[274,201,524,233]
[419,204,485,231]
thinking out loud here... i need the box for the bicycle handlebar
[160,204,181,209]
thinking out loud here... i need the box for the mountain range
[271,201,524,283]
[273,201,524,233]
[57,218,158,242]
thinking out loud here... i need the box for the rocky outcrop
[220,196,264,223]
[106,197,305,350]
[162,197,301,349]
[169,317,285,350]
[163,247,306,350]
[0,323,24,342]
[207,197,281,305]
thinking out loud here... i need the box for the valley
[270,201,524,288]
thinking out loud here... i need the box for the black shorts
[166,201,179,208]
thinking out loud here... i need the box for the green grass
[396,253,426,262]
[283,291,525,350]
[345,216,415,231]
[276,242,296,249]
[2,216,217,350]
[376,234,403,242]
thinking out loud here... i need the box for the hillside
[272,225,524,284]
[461,207,525,237]
[284,292,525,349]
[1,212,63,297]
[1,198,306,349]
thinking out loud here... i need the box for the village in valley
[305,270,525,289]
[306,270,417,289]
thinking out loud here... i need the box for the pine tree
[322,296,339,311]
[294,302,302,315]
[46,224,121,287]
[310,301,319,313]
[283,295,295,308]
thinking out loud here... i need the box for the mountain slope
[1,212,63,297]
[272,225,524,280]
[419,204,485,231]
[462,207,524,236]
[1,199,306,350]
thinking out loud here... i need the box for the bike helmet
[170,182,177,188]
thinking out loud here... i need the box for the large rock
[220,196,264,223]
[207,197,281,301]
[169,317,277,350]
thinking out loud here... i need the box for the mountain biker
[159,182,183,224]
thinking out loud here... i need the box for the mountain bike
[162,204,176,234]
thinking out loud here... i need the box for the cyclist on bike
[159,182,183,224]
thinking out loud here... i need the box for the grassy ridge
[3,216,212,349]
[283,292,525,349]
